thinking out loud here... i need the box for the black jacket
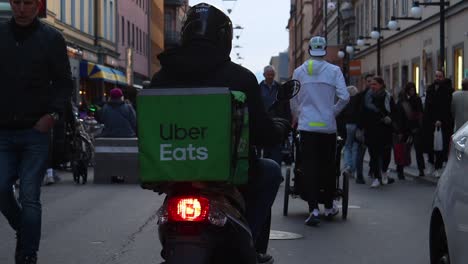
[150,42,284,148]
[97,100,137,138]
[0,18,73,129]
[361,89,396,146]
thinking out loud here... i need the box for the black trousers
[300,131,336,209]
[367,142,384,180]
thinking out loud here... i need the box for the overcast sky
[188,0,290,81]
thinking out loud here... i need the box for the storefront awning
[80,61,127,86]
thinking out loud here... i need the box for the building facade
[270,51,290,83]
[117,0,151,88]
[353,0,467,96]
[150,0,165,75]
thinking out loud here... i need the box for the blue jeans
[0,129,50,256]
[244,158,282,242]
[344,124,359,173]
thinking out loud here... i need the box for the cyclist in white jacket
[291,36,349,226]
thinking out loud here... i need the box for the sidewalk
[363,149,439,185]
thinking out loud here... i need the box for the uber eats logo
[159,124,209,161]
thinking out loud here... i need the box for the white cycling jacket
[291,59,350,134]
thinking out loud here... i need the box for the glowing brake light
[168,196,210,222]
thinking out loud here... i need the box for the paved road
[0,169,436,264]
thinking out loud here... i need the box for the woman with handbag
[394,83,425,179]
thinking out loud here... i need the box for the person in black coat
[423,70,453,177]
[361,76,396,188]
[394,82,425,178]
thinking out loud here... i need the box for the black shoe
[257,253,274,264]
[16,254,37,264]
[419,170,425,177]
[355,177,365,184]
[305,212,320,226]
[387,178,395,184]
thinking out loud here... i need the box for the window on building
[384,0,390,25]
[392,64,400,93]
[110,1,114,41]
[412,60,421,94]
[104,0,107,39]
[121,17,125,45]
[402,0,408,16]
[80,0,84,30]
[61,0,66,22]
[392,0,399,16]
[71,0,75,27]
[88,0,93,34]
[454,46,464,90]
[365,0,370,35]
[127,21,130,46]
[140,29,143,52]
[402,65,409,88]
[136,28,139,52]
[132,23,135,48]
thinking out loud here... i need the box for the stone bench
[93,137,139,184]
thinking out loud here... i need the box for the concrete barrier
[93,137,139,184]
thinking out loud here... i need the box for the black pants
[367,142,384,180]
[300,131,336,209]
[382,144,392,173]
[427,125,451,170]
[255,211,271,254]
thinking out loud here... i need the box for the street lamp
[346,45,354,54]
[410,1,450,71]
[337,50,345,59]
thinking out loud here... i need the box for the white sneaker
[433,169,442,178]
[381,171,389,185]
[426,165,435,175]
[371,178,381,188]
[45,175,55,185]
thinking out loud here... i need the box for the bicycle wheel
[342,171,349,220]
[283,167,291,216]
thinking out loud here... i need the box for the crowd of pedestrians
[340,70,468,188]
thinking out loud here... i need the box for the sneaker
[257,253,274,264]
[16,254,37,264]
[426,164,435,175]
[324,206,339,220]
[371,178,381,188]
[44,176,55,185]
[305,209,320,226]
[381,171,389,185]
[433,169,442,178]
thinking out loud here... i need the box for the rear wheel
[430,218,451,264]
[283,167,291,216]
[341,171,349,220]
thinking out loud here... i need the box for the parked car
[430,121,468,264]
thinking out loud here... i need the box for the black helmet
[181,3,233,53]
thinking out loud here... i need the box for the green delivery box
[137,87,249,186]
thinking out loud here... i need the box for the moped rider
[150,3,290,263]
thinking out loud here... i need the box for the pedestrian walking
[394,82,425,179]
[423,70,453,177]
[341,86,360,180]
[354,74,374,184]
[0,1,73,263]
[257,65,291,165]
[96,88,137,138]
[451,78,468,131]
[291,36,349,226]
[361,76,396,188]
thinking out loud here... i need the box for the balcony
[165,0,184,6]
[165,30,180,48]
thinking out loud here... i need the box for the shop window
[454,46,464,90]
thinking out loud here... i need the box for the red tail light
[168,196,210,222]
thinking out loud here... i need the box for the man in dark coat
[0,1,73,263]
[423,70,453,177]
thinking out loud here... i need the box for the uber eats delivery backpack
[137,87,249,189]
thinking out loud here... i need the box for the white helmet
[308,36,327,57]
